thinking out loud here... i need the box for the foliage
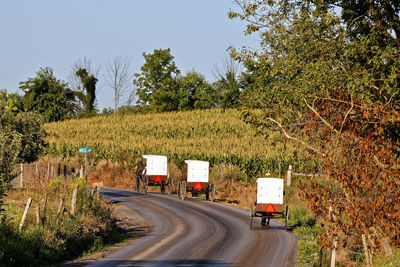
[214,71,240,111]
[134,48,181,112]
[229,0,400,261]
[0,89,23,114]
[178,71,218,110]
[0,115,21,212]
[11,112,48,163]
[0,110,47,212]
[19,67,77,122]
[75,68,98,116]
[289,206,322,266]
[0,183,119,266]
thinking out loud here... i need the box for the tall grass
[45,109,316,182]
[0,177,119,266]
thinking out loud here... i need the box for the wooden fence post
[19,197,32,231]
[47,163,50,178]
[329,205,338,267]
[330,239,337,267]
[70,185,79,216]
[35,163,39,177]
[20,163,24,186]
[96,185,101,199]
[286,165,292,187]
[362,234,372,267]
[89,186,96,208]
[36,202,40,225]
[80,166,83,179]
[55,196,65,222]
[42,194,48,224]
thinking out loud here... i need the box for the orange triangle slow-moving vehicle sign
[194,182,203,190]
[155,175,161,182]
[265,203,276,213]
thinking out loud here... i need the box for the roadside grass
[0,177,124,266]
[373,248,400,266]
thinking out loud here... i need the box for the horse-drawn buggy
[135,155,173,195]
[177,160,215,201]
[249,178,289,230]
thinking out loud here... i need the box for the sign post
[79,148,91,183]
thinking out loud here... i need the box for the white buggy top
[184,160,209,183]
[256,178,284,204]
[142,155,168,176]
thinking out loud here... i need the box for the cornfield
[45,109,315,182]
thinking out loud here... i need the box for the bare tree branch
[68,57,100,92]
[304,97,340,134]
[103,55,132,114]
[126,85,137,107]
[254,95,324,155]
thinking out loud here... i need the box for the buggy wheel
[285,205,289,231]
[209,183,215,202]
[161,181,165,194]
[167,176,173,195]
[179,180,186,200]
[136,175,141,192]
[177,180,181,199]
[142,175,148,195]
[249,204,254,230]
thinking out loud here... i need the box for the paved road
[87,188,298,267]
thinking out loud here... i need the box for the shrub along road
[86,188,298,267]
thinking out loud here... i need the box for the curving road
[87,188,298,267]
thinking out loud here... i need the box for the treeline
[229,0,400,264]
[1,49,241,122]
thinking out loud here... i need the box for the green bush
[0,196,119,266]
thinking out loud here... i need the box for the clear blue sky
[0,0,259,110]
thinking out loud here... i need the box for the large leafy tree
[230,0,400,257]
[178,71,217,110]
[19,67,77,122]
[75,68,98,116]
[134,48,181,112]
[0,109,47,212]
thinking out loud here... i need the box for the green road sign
[79,148,91,153]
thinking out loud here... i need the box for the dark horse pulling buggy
[177,160,215,201]
[136,155,173,195]
[250,178,289,230]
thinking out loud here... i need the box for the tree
[178,71,217,110]
[19,67,77,122]
[0,89,23,114]
[75,68,98,116]
[213,56,241,111]
[0,110,47,212]
[229,0,400,255]
[134,48,181,112]
[104,56,131,114]
[68,57,100,92]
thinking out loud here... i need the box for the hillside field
[45,109,311,181]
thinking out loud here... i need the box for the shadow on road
[64,259,234,267]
